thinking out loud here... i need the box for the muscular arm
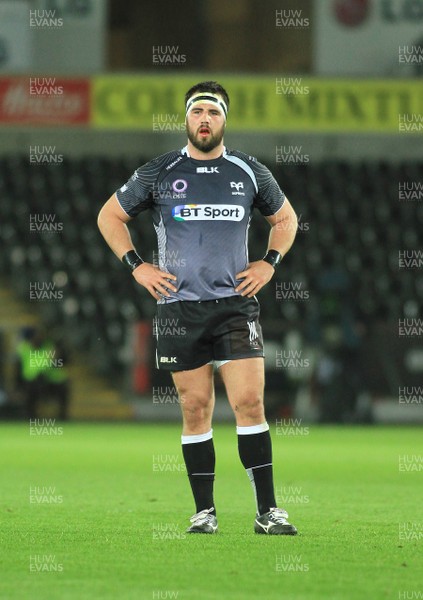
[97,193,136,259]
[235,197,298,298]
[265,196,298,257]
[97,194,177,300]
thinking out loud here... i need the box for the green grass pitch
[1,423,421,599]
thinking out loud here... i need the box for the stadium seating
[1,155,421,382]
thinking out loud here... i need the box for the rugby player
[98,81,298,535]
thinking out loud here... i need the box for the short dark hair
[184,81,230,111]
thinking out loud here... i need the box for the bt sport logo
[172,204,245,221]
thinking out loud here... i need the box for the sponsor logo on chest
[172,204,245,221]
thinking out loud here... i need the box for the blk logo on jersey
[172,204,245,221]
[196,167,219,173]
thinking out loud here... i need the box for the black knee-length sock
[237,423,276,516]
[181,430,216,516]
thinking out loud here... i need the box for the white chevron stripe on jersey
[224,154,258,194]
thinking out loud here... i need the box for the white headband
[185,92,228,119]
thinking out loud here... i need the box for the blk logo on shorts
[160,356,177,363]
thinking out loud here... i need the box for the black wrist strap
[122,250,144,271]
[262,249,282,269]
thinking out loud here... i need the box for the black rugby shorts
[154,295,264,371]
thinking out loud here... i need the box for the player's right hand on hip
[132,263,177,300]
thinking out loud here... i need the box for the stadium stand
[1,155,422,400]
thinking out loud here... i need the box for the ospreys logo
[172,204,245,221]
[247,320,261,349]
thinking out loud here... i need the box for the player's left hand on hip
[235,260,275,297]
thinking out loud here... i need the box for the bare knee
[179,390,214,432]
[232,392,264,423]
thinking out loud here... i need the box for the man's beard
[186,122,225,153]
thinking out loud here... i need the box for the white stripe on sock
[246,467,258,513]
[181,429,213,445]
[236,422,269,435]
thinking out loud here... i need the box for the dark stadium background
[0,0,422,424]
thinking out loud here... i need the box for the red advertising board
[0,77,90,125]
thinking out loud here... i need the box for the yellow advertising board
[92,75,423,133]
